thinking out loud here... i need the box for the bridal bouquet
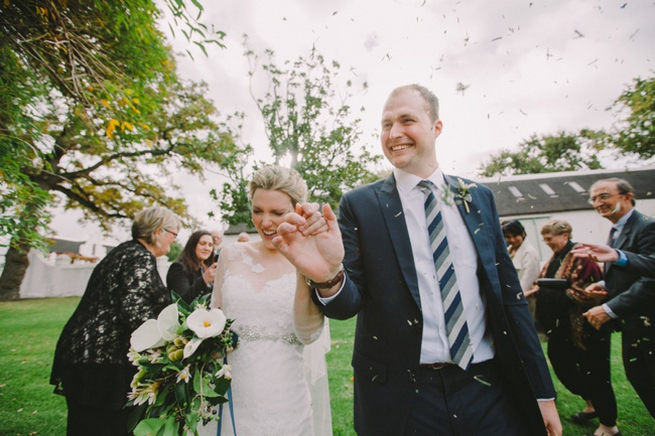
[127,292,236,436]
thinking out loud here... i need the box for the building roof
[478,166,655,216]
[49,238,84,254]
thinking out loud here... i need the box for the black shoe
[571,411,598,424]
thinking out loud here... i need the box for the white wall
[19,250,171,299]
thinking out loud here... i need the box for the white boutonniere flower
[443,178,477,213]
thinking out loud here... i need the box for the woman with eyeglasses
[166,230,217,303]
[530,220,619,436]
[50,206,180,436]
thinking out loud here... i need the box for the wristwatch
[305,268,345,289]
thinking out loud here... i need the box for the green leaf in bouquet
[201,380,221,398]
[160,415,179,436]
[213,376,231,394]
[185,410,200,435]
[192,368,202,393]
[174,380,189,406]
[133,417,166,436]
[207,394,228,406]
[153,384,170,407]
[127,403,148,431]
[171,290,192,315]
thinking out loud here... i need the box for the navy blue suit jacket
[320,174,555,435]
[604,210,655,320]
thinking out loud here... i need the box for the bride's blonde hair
[248,165,308,207]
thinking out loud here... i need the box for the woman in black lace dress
[166,230,216,303]
[50,206,180,436]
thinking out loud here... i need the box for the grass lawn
[1,298,653,435]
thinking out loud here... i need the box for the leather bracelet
[305,269,345,289]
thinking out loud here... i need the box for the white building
[484,166,655,263]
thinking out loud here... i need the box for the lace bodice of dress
[214,242,300,344]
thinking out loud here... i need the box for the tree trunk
[0,238,31,300]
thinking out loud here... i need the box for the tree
[0,1,232,300]
[167,242,183,263]
[216,38,382,224]
[478,131,602,177]
[478,75,655,178]
[605,76,655,159]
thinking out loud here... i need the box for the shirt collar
[613,208,634,231]
[393,166,446,196]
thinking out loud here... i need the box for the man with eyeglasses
[583,177,655,418]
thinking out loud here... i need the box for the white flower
[130,319,165,352]
[127,349,142,365]
[176,365,192,384]
[183,337,204,358]
[186,308,227,339]
[215,364,232,380]
[128,380,160,405]
[157,303,180,341]
[147,349,163,364]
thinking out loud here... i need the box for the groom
[276,84,561,435]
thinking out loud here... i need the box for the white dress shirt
[394,167,494,364]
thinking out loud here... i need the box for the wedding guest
[50,206,180,436]
[582,178,655,419]
[529,220,618,436]
[503,220,541,320]
[274,84,561,435]
[167,230,216,303]
[198,165,332,436]
[237,231,250,243]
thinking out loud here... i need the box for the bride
[199,165,333,436]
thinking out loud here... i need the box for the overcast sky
[50,0,655,245]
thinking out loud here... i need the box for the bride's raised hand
[273,203,344,282]
[295,203,329,236]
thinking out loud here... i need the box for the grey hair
[540,219,572,238]
[131,206,180,245]
[391,84,440,122]
[248,165,308,206]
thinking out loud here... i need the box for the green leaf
[133,418,165,436]
[162,415,179,436]
[190,0,203,12]
[175,380,189,406]
[193,368,202,393]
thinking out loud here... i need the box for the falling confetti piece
[473,375,492,386]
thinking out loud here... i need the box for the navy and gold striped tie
[418,180,472,370]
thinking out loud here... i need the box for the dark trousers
[547,330,617,426]
[66,396,131,436]
[622,319,655,418]
[404,360,529,436]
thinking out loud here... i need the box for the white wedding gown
[198,242,332,436]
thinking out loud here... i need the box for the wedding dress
[197,242,332,436]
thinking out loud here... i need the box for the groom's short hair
[390,84,440,122]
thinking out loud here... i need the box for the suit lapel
[377,175,421,310]
[443,175,492,263]
[607,210,638,274]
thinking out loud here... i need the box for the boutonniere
[442,178,476,213]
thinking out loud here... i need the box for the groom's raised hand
[273,203,344,284]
